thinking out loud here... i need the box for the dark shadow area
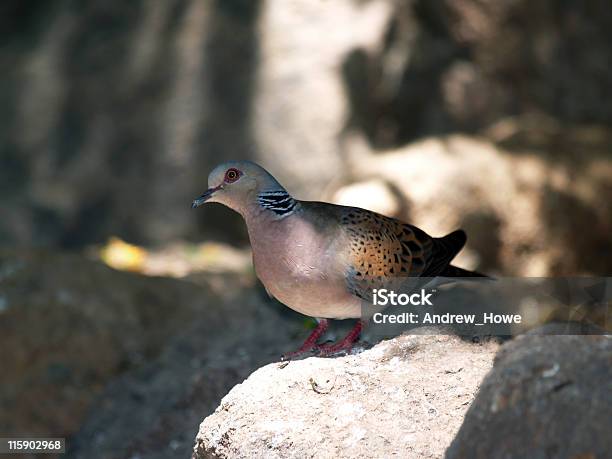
[341,0,612,151]
[541,185,612,275]
[192,0,263,244]
[341,0,470,149]
[0,0,262,249]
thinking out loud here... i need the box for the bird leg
[316,320,364,356]
[281,319,329,360]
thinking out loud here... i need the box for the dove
[192,161,484,359]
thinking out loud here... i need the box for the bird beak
[191,185,221,208]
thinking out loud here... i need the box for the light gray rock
[193,334,499,459]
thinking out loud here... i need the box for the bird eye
[224,168,241,183]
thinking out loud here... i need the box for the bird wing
[338,206,465,300]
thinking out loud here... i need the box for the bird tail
[437,230,467,259]
[434,230,492,279]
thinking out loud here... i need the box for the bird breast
[247,215,361,319]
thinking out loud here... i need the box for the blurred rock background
[2,0,610,274]
[1,0,611,457]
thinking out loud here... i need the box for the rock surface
[66,287,302,459]
[0,250,221,438]
[446,334,612,459]
[193,334,499,459]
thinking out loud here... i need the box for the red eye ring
[224,168,241,183]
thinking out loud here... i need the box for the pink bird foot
[281,319,329,361]
[315,320,364,357]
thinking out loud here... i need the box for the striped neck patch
[257,190,297,217]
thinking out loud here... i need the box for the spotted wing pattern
[340,207,465,300]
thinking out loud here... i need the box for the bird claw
[281,339,365,360]
[313,341,355,357]
[281,319,364,359]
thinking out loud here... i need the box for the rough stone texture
[193,334,499,459]
[0,250,222,437]
[446,334,612,459]
[66,285,302,459]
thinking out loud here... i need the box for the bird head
[191,161,286,215]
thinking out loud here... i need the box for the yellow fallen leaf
[100,237,147,272]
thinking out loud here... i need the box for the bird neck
[255,189,298,219]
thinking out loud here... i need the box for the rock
[66,288,302,459]
[333,179,403,219]
[446,335,612,459]
[0,250,223,438]
[193,334,499,459]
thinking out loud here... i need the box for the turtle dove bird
[192,161,484,359]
